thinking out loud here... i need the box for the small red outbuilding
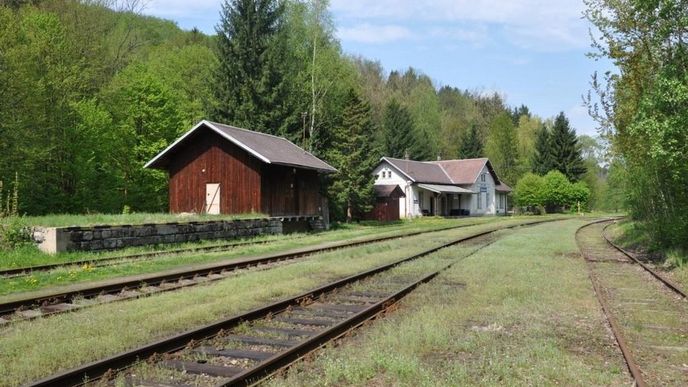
[145,120,336,217]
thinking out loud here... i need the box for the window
[477,193,482,209]
[486,192,490,208]
[481,173,486,182]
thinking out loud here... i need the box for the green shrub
[0,217,32,250]
[515,171,590,214]
[514,173,544,207]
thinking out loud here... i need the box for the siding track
[26,219,555,386]
[0,220,524,324]
[577,220,688,386]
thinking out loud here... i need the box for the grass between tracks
[1,217,488,270]
[267,219,630,387]
[0,217,510,296]
[0,219,532,386]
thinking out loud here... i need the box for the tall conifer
[549,112,586,181]
[213,0,290,135]
[326,89,378,221]
[459,124,483,159]
[531,125,553,175]
[383,99,415,158]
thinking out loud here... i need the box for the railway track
[27,219,521,386]
[577,220,688,386]
[0,237,300,278]
[0,220,522,325]
[0,221,495,279]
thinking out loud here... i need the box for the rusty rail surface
[602,222,687,299]
[0,237,294,278]
[0,220,519,323]
[576,219,647,387]
[27,218,559,386]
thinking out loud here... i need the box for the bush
[514,171,591,214]
[514,173,544,207]
[0,217,32,250]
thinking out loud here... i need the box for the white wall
[373,161,411,218]
[465,165,496,215]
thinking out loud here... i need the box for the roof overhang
[380,157,416,182]
[144,120,336,173]
[417,183,474,194]
[145,120,270,169]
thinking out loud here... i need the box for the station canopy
[417,184,474,194]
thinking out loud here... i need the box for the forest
[0,0,618,223]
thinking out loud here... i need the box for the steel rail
[0,220,505,320]
[602,222,687,299]
[576,219,647,387]
[0,237,291,278]
[27,218,556,387]
[0,222,492,278]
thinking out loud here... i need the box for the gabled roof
[495,182,513,192]
[374,185,406,198]
[145,120,336,173]
[380,157,506,186]
[431,158,500,185]
[383,157,453,184]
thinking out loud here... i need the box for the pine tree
[549,112,586,181]
[531,125,553,175]
[383,99,415,158]
[327,89,378,222]
[213,0,290,135]
[459,124,483,159]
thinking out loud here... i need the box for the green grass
[0,216,500,270]
[266,219,630,387]
[0,217,515,296]
[0,223,512,386]
[608,220,688,291]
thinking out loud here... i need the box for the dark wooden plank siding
[261,165,321,216]
[167,128,262,214]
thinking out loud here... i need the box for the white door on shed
[205,183,220,214]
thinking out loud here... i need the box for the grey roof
[374,185,405,198]
[384,157,453,184]
[383,157,506,187]
[145,120,336,173]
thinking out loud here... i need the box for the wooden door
[205,183,220,214]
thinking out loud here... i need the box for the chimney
[437,155,441,161]
[404,150,410,160]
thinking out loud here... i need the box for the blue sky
[144,0,612,136]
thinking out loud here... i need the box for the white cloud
[330,0,588,51]
[338,24,413,44]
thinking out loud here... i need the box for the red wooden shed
[145,120,336,217]
[366,185,405,221]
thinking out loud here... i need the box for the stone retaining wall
[34,217,300,254]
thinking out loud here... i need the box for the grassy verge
[267,219,630,387]
[0,217,513,296]
[0,217,501,270]
[0,222,513,386]
[608,220,688,290]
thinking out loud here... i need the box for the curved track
[577,219,688,386]
[27,219,555,386]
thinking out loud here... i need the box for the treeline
[585,0,688,250]
[0,0,614,220]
